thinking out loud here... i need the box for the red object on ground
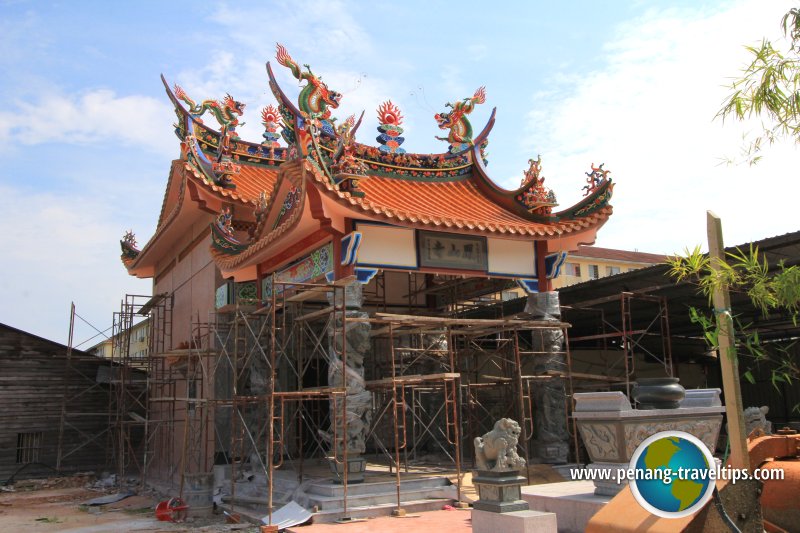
[155,497,188,522]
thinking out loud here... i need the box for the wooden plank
[369,325,394,337]
[544,370,625,383]
[372,312,570,329]
[294,306,334,322]
[366,372,460,388]
[707,211,749,470]
[285,286,331,302]
[333,275,357,286]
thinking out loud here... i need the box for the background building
[0,323,124,480]
[89,319,150,361]
[554,246,667,288]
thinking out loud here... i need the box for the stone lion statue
[744,405,772,437]
[474,418,527,472]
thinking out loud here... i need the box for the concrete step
[221,497,456,526]
[311,497,455,523]
[306,476,449,497]
[309,485,454,510]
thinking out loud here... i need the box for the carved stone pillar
[525,291,569,464]
[323,282,372,482]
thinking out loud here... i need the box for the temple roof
[122,46,615,277]
[306,159,611,237]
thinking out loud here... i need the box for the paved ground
[288,508,473,533]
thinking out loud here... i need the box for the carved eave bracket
[210,208,249,256]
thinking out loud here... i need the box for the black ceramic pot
[632,377,685,409]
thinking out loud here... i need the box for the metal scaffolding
[564,291,674,398]
[131,273,618,518]
[109,293,172,485]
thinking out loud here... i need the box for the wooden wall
[0,324,118,481]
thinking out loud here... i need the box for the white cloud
[0,184,150,344]
[168,1,411,152]
[0,89,175,156]
[521,0,800,254]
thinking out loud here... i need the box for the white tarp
[261,500,312,528]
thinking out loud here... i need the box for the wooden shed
[0,323,142,481]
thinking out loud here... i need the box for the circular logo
[628,431,716,518]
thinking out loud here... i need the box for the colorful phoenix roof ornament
[376,101,406,154]
[435,86,486,153]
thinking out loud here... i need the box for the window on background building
[16,432,43,463]
[588,264,600,279]
[565,263,581,277]
[606,266,621,276]
[501,290,518,301]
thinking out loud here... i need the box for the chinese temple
[119,44,614,520]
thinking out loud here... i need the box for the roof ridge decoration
[120,230,140,265]
[469,137,614,223]
[515,155,558,215]
[331,114,369,197]
[184,121,240,190]
[583,163,610,196]
[174,85,246,189]
[164,76,287,169]
[435,86,487,154]
[376,101,405,154]
[173,85,246,133]
[558,163,614,219]
[266,55,478,180]
[276,43,342,137]
[261,105,282,155]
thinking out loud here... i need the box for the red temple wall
[148,218,220,484]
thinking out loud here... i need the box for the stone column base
[531,441,569,464]
[473,470,530,513]
[328,456,366,484]
[585,462,628,496]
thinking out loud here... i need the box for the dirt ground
[0,477,261,533]
[0,467,565,532]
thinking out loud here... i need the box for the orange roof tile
[311,170,611,238]
[186,151,611,239]
[185,159,279,206]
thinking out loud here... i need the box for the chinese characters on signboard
[418,231,487,271]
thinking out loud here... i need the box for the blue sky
[1,0,797,343]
